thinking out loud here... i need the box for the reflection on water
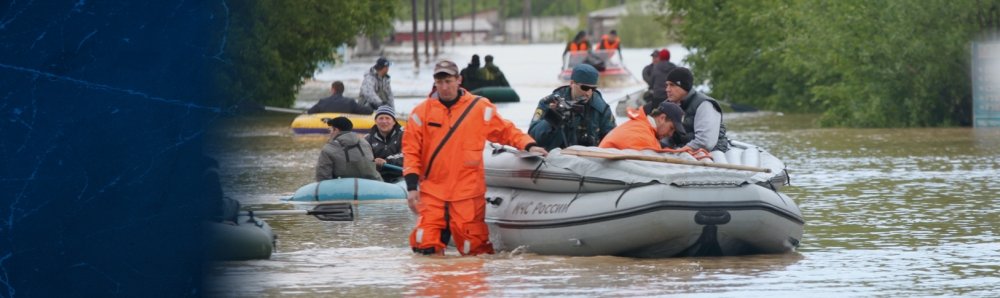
[206,47,1000,296]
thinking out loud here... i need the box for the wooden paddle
[243,203,354,221]
[560,148,771,173]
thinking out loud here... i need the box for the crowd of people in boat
[302,30,731,255]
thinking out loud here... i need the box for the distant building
[391,10,496,44]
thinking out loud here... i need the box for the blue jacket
[528,86,617,150]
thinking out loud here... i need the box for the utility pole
[411,0,419,72]
[471,0,476,45]
[450,0,455,47]
[424,0,430,63]
[437,0,444,54]
[522,0,530,41]
[432,0,439,57]
[499,0,506,43]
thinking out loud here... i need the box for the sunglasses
[578,84,597,92]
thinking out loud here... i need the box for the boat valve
[485,196,503,206]
[694,210,731,225]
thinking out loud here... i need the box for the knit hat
[570,64,599,86]
[374,57,391,69]
[374,105,396,120]
[658,48,671,61]
[656,101,687,136]
[666,67,693,92]
[323,116,353,132]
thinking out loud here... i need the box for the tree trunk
[424,0,430,63]
[432,0,439,57]
[412,0,419,71]
[472,0,477,45]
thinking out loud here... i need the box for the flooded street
[205,44,1000,297]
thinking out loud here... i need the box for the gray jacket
[679,90,729,152]
[649,61,677,108]
[359,67,394,110]
[315,131,382,182]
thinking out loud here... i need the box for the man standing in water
[359,57,394,109]
[402,60,548,256]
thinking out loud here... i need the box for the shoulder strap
[423,96,483,178]
[334,136,363,162]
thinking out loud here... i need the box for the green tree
[216,0,395,108]
[665,0,997,127]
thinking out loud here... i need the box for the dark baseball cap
[655,102,686,136]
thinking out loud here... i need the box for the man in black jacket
[364,105,404,182]
[307,81,374,114]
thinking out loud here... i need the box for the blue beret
[570,64,599,86]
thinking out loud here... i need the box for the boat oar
[560,148,771,173]
[382,163,403,172]
[243,203,354,221]
[264,106,307,114]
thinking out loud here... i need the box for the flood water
[205,44,1000,297]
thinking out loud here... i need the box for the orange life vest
[569,41,589,52]
[601,34,620,50]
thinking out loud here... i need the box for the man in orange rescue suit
[403,60,549,256]
[599,101,687,150]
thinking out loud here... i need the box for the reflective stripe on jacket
[403,90,536,200]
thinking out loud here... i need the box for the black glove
[543,108,564,126]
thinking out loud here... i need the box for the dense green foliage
[666,0,999,127]
[616,1,672,47]
[217,0,395,107]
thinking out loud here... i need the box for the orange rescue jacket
[403,90,536,200]
[600,35,620,50]
[568,41,589,52]
[598,108,662,150]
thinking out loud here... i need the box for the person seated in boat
[599,101,687,151]
[529,64,617,150]
[476,55,510,88]
[315,116,383,182]
[562,31,591,66]
[662,67,730,152]
[648,49,677,109]
[359,57,394,110]
[642,49,660,92]
[364,105,404,183]
[459,54,482,91]
[596,29,623,61]
[307,81,374,115]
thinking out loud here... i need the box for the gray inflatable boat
[483,142,803,257]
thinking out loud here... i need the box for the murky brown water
[204,108,1000,297]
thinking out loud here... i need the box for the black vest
[680,91,729,152]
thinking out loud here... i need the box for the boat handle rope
[567,176,586,206]
[530,161,546,184]
[614,184,633,209]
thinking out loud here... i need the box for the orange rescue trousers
[409,193,495,256]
